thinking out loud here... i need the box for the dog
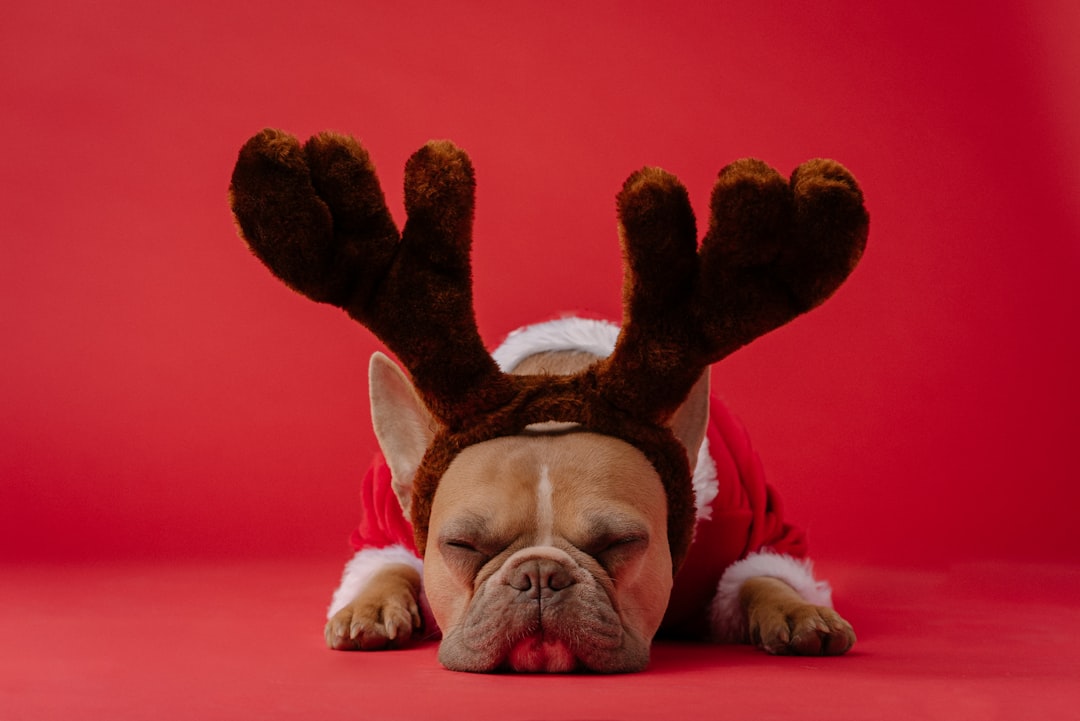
[227,129,866,673]
[324,317,855,672]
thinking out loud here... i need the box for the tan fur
[325,563,423,650]
[425,431,672,672]
[739,576,855,656]
[510,350,599,376]
[369,352,436,517]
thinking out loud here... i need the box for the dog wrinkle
[443,554,630,671]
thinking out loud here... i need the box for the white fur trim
[327,545,425,619]
[708,551,834,642]
[691,437,718,521]
[492,316,620,372]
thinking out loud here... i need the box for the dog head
[370,347,710,672]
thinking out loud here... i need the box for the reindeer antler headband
[229,129,868,570]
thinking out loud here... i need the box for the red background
[3,2,1080,718]
[4,0,1077,566]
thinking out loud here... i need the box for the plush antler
[598,158,868,425]
[229,129,516,427]
[228,129,868,569]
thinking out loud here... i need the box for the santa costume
[328,317,834,642]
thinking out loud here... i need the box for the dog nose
[508,558,575,600]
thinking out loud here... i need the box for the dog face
[425,430,673,672]
[369,349,708,673]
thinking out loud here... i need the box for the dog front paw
[324,565,423,651]
[740,575,855,656]
[749,601,855,656]
[325,597,420,650]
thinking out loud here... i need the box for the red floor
[3,558,1077,720]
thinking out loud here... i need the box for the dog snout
[507,557,575,600]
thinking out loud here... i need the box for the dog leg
[739,576,855,656]
[325,563,423,650]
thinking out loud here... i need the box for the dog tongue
[508,635,576,673]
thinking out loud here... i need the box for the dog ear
[667,370,710,474]
[369,352,437,516]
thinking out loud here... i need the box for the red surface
[3,559,1078,720]
[2,0,1079,718]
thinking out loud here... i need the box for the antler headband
[228,129,868,570]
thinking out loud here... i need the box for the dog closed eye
[438,538,492,579]
[444,539,480,553]
[578,527,650,573]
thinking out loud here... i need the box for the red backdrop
[3,0,1078,567]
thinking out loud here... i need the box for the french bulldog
[227,129,865,673]
[324,317,855,672]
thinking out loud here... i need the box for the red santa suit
[327,318,833,642]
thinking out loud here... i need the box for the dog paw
[749,602,856,656]
[325,593,422,651]
[324,569,423,651]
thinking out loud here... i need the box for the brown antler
[598,158,868,426]
[229,129,515,428]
